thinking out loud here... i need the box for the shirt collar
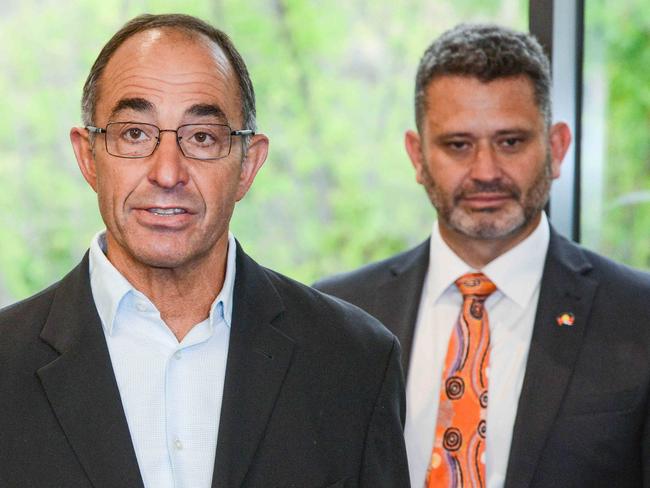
[428,222,474,303]
[482,213,549,307]
[89,231,237,336]
[428,212,550,307]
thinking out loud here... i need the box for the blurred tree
[0,0,528,306]
[581,0,650,268]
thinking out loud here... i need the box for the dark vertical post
[573,0,584,242]
[528,0,584,242]
[529,0,554,59]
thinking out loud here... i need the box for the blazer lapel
[212,245,295,488]
[504,231,598,487]
[374,239,429,373]
[37,254,144,488]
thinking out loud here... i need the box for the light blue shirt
[88,231,236,488]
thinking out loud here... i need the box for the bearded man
[316,23,650,488]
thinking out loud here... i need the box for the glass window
[581,0,650,269]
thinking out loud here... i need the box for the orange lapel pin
[556,312,575,326]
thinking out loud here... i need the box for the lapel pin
[556,312,575,326]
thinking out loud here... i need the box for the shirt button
[135,302,147,312]
[174,351,182,360]
[174,439,183,450]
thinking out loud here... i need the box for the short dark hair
[414,23,551,132]
[81,13,256,134]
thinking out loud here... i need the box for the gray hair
[81,13,256,140]
[414,23,551,131]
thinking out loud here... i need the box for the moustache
[455,180,521,200]
[128,189,203,212]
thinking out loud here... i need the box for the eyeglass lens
[106,122,233,160]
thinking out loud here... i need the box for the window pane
[581,0,650,269]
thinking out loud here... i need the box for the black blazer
[0,244,410,488]
[315,229,650,487]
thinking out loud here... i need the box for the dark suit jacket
[315,229,650,487]
[0,244,410,488]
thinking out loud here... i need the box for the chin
[448,207,527,240]
[125,237,201,269]
[133,250,193,269]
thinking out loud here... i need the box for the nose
[147,130,190,189]
[469,140,501,181]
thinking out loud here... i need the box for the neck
[438,213,542,269]
[105,234,229,341]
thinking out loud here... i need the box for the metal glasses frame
[86,122,255,161]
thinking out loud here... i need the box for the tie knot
[455,272,496,298]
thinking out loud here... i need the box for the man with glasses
[0,14,409,488]
[316,24,650,487]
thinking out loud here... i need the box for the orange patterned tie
[426,273,496,488]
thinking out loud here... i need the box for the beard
[421,152,552,240]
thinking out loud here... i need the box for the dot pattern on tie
[426,273,496,488]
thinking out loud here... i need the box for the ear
[404,129,427,185]
[70,126,98,192]
[235,133,269,201]
[548,122,572,179]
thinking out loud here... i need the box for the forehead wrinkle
[110,70,227,88]
[109,70,232,100]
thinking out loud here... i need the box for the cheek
[424,150,467,185]
[94,178,121,228]
[435,166,468,194]
[515,151,549,188]
[198,171,241,214]
[95,165,140,215]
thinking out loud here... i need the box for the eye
[126,128,144,140]
[191,131,215,145]
[497,136,526,151]
[445,140,471,152]
[184,127,219,147]
[119,125,152,144]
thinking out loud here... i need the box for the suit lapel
[374,239,429,373]
[212,244,295,488]
[504,231,598,487]
[37,254,144,488]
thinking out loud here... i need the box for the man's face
[406,75,569,244]
[71,29,267,271]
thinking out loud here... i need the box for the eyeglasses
[86,122,255,160]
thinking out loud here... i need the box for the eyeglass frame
[86,121,255,161]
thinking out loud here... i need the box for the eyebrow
[108,99,229,124]
[109,97,154,120]
[494,128,534,136]
[185,103,228,122]
[435,128,534,140]
[433,132,473,143]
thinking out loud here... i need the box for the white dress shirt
[404,214,550,488]
[89,231,236,488]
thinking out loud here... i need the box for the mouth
[133,205,195,230]
[459,193,514,209]
[146,207,188,216]
[464,193,512,200]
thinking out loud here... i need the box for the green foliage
[582,0,650,269]
[0,0,529,305]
